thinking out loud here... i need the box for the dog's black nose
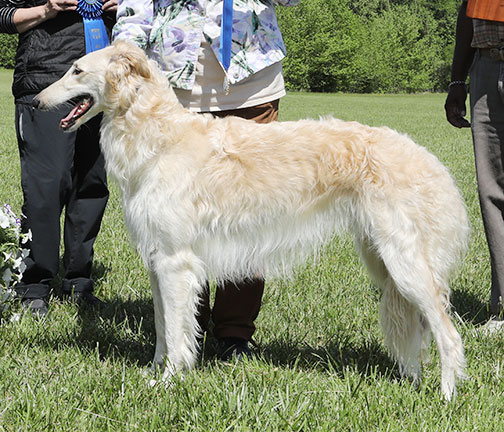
[31,98,40,109]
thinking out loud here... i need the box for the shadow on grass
[67,258,475,381]
[50,284,490,388]
[450,287,490,325]
[256,336,398,380]
[74,297,156,367]
[73,295,399,382]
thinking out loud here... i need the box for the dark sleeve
[0,4,18,34]
[450,1,475,82]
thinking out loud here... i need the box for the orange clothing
[467,0,504,22]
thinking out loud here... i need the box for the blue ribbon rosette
[77,0,110,53]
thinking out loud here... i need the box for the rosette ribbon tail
[219,0,233,95]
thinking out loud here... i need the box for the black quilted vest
[12,0,114,99]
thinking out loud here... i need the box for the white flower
[1,205,31,294]
[0,212,9,229]
[12,257,23,269]
[1,205,31,319]
[21,230,32,244]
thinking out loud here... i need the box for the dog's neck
[99,72,191,187]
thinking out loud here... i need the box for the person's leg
[213,100,279,123]
[14,96,76,314]
[62,114,109,303]
[212,277,264,334]
[203,100,278,358]
[470,53,504,316]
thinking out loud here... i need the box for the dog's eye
[73,67,82,75]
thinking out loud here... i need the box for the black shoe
[217,337,252,361]
[22,298,49,318]
[64,291,106,308]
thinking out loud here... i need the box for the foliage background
[0,0,460,92]
[0,34,17,69]
[276,0,460,93]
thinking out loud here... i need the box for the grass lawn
[0,67,503,431]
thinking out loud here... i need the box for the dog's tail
[353,145,469,400]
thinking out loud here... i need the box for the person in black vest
[0,0,116,316]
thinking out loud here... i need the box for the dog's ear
[107,41,152,82]
[104,41,151,111]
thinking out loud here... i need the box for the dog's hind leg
[371,232,464,400]
[149,249,205,380]
[380,277,426,383]
[355,237,427,383]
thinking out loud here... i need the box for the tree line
[0,0,460,93]
[277,0,459,92]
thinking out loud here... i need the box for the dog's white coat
[36,42,470,400]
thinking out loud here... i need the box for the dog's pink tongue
[60,105,80,128]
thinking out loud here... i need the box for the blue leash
[219,0,233,93]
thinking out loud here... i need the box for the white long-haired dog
[34,41,469,400]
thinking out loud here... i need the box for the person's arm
[0,5,17,33]
[0,0,78,34]
[14,0,77,33]
[445,1,476,128]
[111,0,153,48]
[102,0,117,13]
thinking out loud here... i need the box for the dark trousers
[470,52,504,315]
[196,100,279,340]
[14,95,109,300]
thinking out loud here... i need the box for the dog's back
[181,116,467,282]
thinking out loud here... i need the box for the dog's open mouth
[60,95,94,130]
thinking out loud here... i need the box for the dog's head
[34,41,153,132]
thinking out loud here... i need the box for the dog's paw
[142,366,162,386]
[142,364,183,388]
[148,373,184,388]
[141,368,166,388]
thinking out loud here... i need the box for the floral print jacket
[112,0,298,89]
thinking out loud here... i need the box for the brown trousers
[196,99,279,340]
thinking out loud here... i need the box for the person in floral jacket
[113,0,298,360]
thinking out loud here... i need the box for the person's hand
[445,84,471,128]
[102,0,118,13]
[43,0,78,20]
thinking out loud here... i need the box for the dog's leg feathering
[374,233,465,401]
[356,237,426,384]
[149,249,205,382]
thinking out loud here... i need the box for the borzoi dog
[34,41,469,400]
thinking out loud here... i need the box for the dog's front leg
[149,270,168,369]
[149,249,205,381]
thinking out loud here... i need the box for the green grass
[1,68,503,431]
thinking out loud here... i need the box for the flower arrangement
[0,204,31,314]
